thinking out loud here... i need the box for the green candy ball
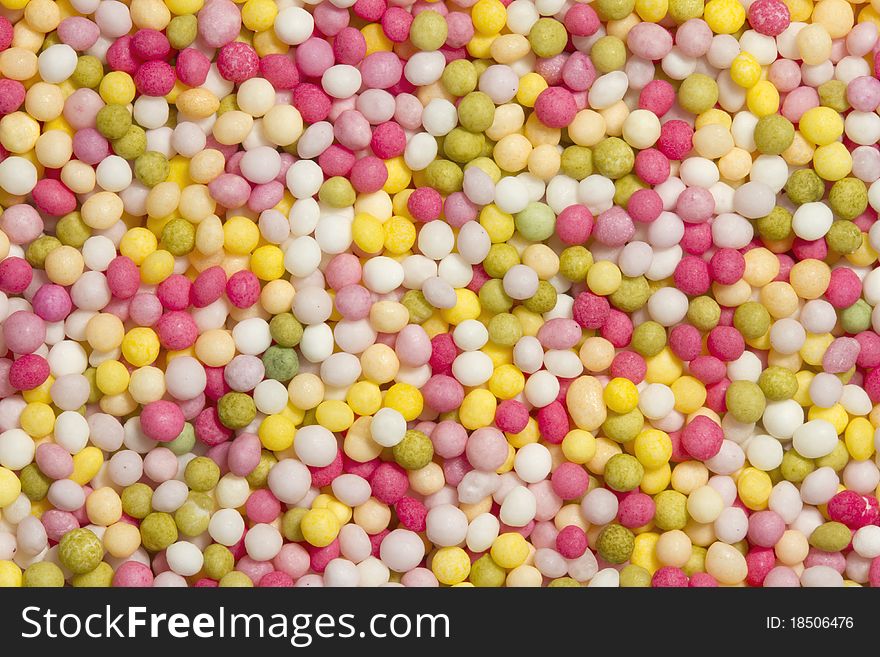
[780,450,815,483]
[134,151,170,187]
[478,278,513,314]
[559,246,593,282]
[269,313,303,348]
[281,507,309,542]
[175,492,213,536]
[753,114,794,155]
[809,522,851,552]
[619,564,652,587]
[19,463,51,501]
[668,0,703,21]
[683,546,707,576]
[725,380,766,423]
[96,104,132,140]
[161,218,196,256]
[262,345,299,382]
[121,483,153,519]
[522,280,557,313]
[113,125,147,159]
[594,0,636,20]
[203,544,234,580]
[654,490,688,530]
[140,512,180,552]
[72,562,113,587]
[595,524,635,563]
[457,91,495,133]
[392,429,434,470]
[631,321,667,357]
[218,94,239,115]
[25,235,61,269]
[514,202,556,242]
[816,440,849,472]
[840,299,872,334]
[441,59,477,97]
[469,554,506,587]
[548,576,581,587]
[733,301,771,340]
[591,35,627,73]
[602,408,645,443]
[488,312,523,347]
[687,296,721,332]
[483,243,520,278]
[246,450,277,488]
[613,174,647,207]
[59,528,104,574]
[410,10,447,51]
[217,392,257,429]
[528,18,568,57]
[609,275,650,312]
[23,562,65,587]
[443,128,485,164]
[318,176,356,208]
[603,453,644,492]
[678,74,719,115]
[785,169,824,205]
[184,456,221,492]
[828,178,868,220]
[757,366,798,401]
[165,422,196,456]
[818,79,849,112]
[166,14,198,49]
[424,159,463,195]
[56,211,91,248]
[220,571,254,587]
[826,220,863,254]
[756,206,793,241]
[561,145,593,180]
[401,290,434,324]
[592,137,634,180]
[72,55,103,88]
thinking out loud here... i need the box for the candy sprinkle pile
[3,0,880,590]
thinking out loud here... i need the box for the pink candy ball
[556,525,588,559]
[634,148,670,185]
[156,310,199,350]
[176,47,211,87]
[134,60,176,96]
[652,566,688,587]
[551,462,589,500]
[226,270,260,309]
[673,256,711,295]
[555,205,594,244]
[370,462,409,504]
[680,415,724,460]
[0,204,43,244]
[131,28,170,60]
[656,120,693,160]
[113,561,155,587]
[8,354,50,390]
[198,0,242,48]
[140,400,185,442]
[627,22,673,60]
[0,257,32,294]
[466,427,509,471]
[3,311,45,354]
[747,0,790,36]
[564,3,599,36]
[534,86,577,128]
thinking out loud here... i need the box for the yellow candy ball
[300,508,341,548]
[431,546,471,585]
